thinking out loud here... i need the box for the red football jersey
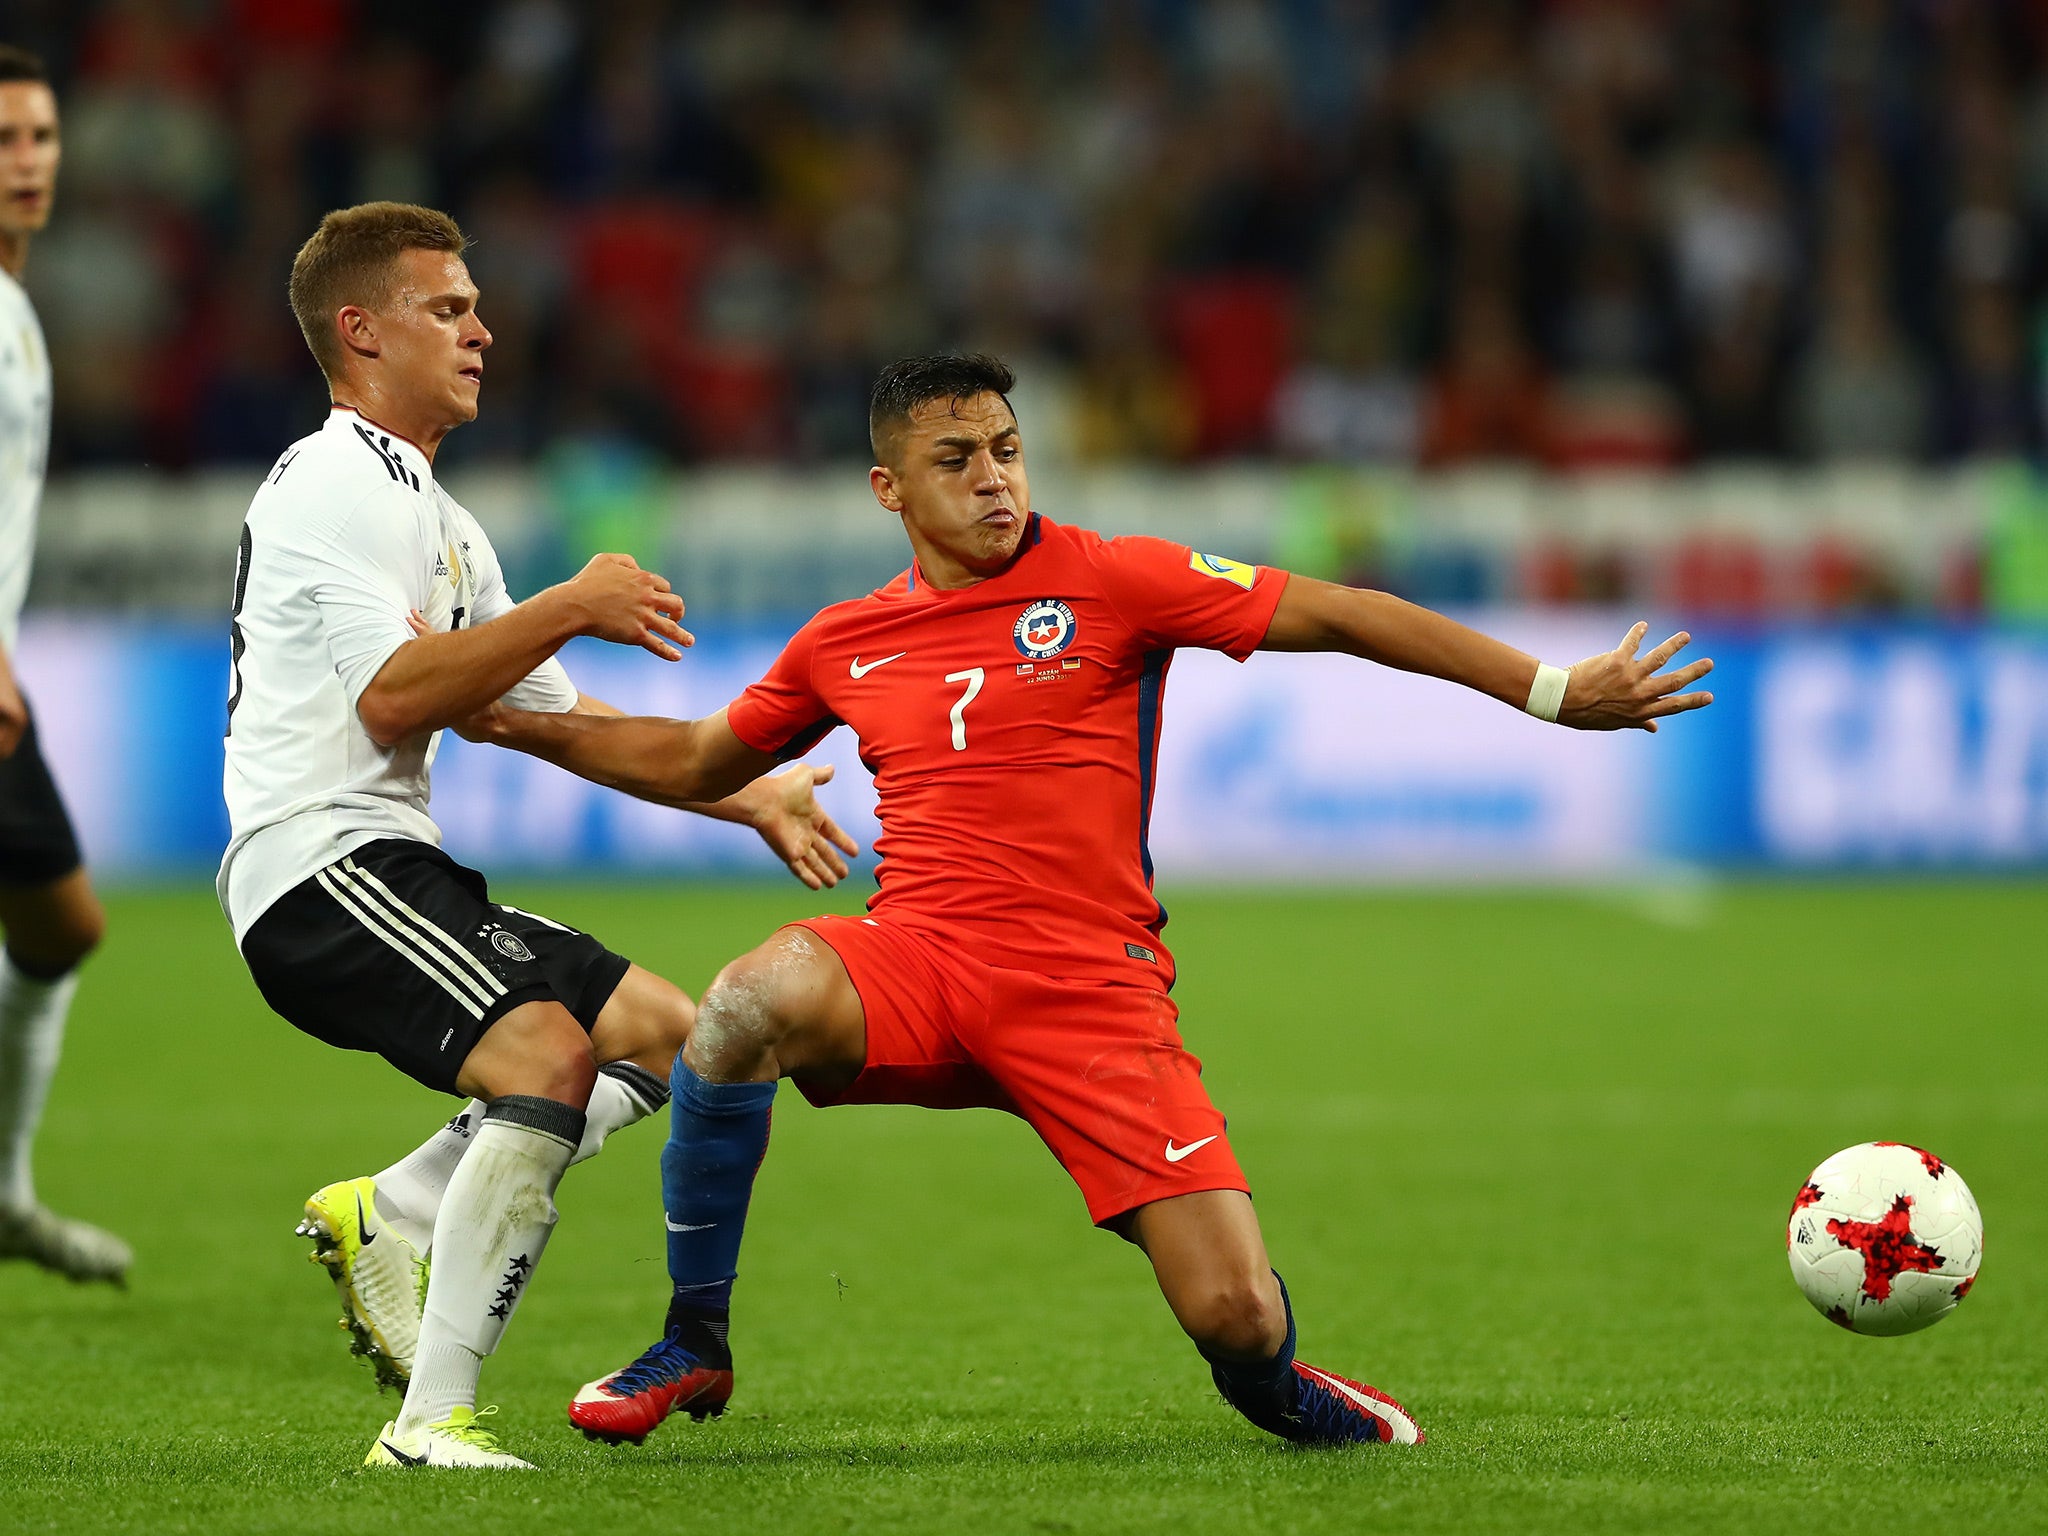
[726,514,1289,987]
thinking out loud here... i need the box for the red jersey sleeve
[1090,534,1290,660]
[726,620,841,760]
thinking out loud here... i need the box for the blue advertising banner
[19,614,2048,880]
[1658,625,2048,866]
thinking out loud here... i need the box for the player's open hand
[738,764,862,889]
[563,553,694,661]
[1559,622,1715,732]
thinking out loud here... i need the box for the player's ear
[335,305,379,361]
[870,463,904,514]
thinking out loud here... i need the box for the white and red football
[1787,1142,1982,1337]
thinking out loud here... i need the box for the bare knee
[678,927,864,1086]
[525,1044,599,1107]
[55,897,105,968]
[590,966,696,1075]
[1174,1272,1288,1361]
[686,955,789,1081]
[10,917,99,976]
[480,1050,596,1110]
[457,1001,599,1108]
[1,878,105,976]
[684,926,837,1082]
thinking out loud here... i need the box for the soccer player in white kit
[0,46,129,1285]
[222,201,856,1469]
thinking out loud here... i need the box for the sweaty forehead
[0,82,56,130]
[904,392,1017,446]
[388,249,476,306]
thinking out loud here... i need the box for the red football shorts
[790,914,1249,1225]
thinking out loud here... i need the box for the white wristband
[1525,663,1570,723]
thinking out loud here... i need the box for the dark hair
[288,202,468,379]
[868,353,1017,463]
[0,46,47,84]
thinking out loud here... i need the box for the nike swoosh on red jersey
[1164,1135,1218,1163]
[850,652,907,678]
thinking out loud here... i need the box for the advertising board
[19,615,2048,880]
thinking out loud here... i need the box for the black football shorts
[239,837,631,1094]
[0,700,84,886]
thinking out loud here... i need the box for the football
[1786,1142,1982,1336]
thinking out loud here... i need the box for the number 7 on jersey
[944,668,984,751]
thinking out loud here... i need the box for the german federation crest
[1014,599,1077,660]
[489,929,534,963]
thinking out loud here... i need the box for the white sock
[0,955,78,1213]
[570,1062,669,1168]
[377,1065,668,1256]
[373,1101,481,1252]
[397,1095,584,1434]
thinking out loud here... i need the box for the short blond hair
[288,202,467,379]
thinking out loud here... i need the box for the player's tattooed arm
[358,553,693,747]
[1260,578,1714,732]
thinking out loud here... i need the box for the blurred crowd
[20,0,2048,473]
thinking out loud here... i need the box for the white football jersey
[218,406,578,941]
[0,265,51,654]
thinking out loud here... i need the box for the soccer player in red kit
[470,354,1715,1449]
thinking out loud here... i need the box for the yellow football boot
[296,1176,427,1390]
[363,1406,534,1470]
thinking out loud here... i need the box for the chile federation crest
[1013,599,1078,660]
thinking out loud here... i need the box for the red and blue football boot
[567,1330,734,1445]
[1216,1357,1424,1447]
[1278,1362,1423,1445]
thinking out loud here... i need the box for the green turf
[0,881,2042,1534]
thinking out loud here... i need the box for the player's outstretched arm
[1260,578,1714,732]
[480,697,858,887]
[356,554,694,747]
[465,701,769,810]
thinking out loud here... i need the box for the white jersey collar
[327,406,435,488]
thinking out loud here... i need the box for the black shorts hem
[0,705,83,886]
[241,839,631,1095]
[477,980,560,1030]
[472,952,629,1037]
[0,850,84,887]
[572,951,633,1029]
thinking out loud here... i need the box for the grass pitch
[0,881,2042,1534]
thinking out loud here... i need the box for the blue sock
[1199,1271,1301,1436]
[659,1056,776,1326]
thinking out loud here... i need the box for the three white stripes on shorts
[314,855,507,1020]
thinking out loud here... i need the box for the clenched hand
[563,553,694,661]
